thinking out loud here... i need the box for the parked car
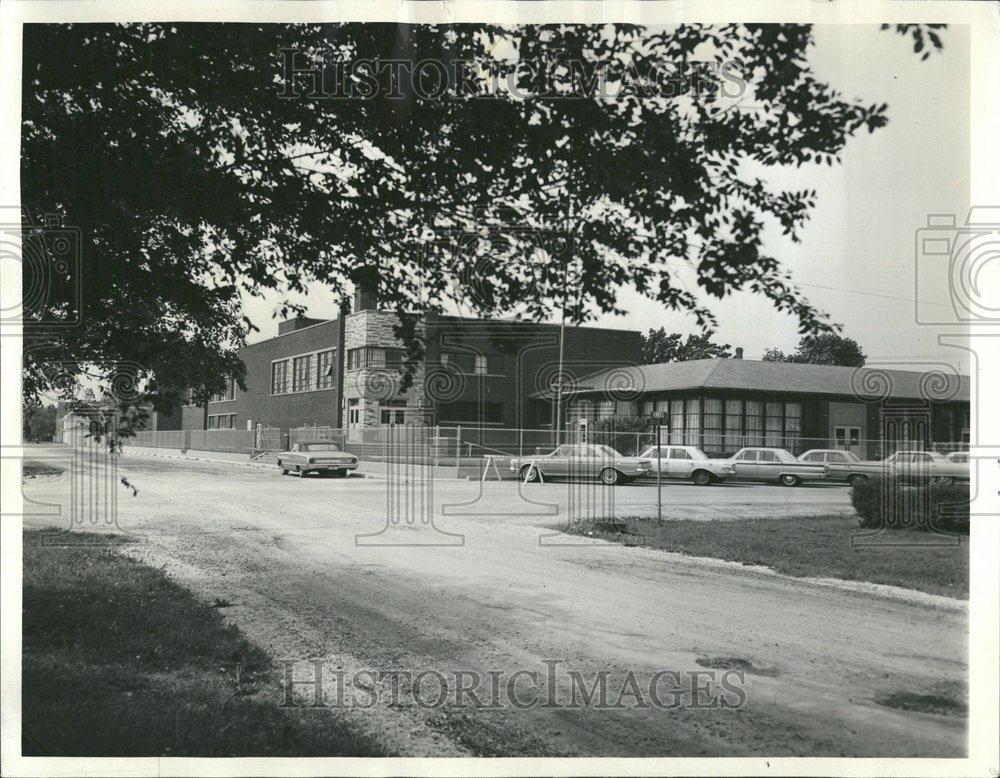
[882,450,969,483]
[945,451,969,464]
[636,445,735,486]
[798,449,883,485]
[277,440,358,477]
[728,447,827,487]
[510,443,651,485]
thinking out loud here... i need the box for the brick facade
[162,312,643,437]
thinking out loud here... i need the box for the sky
[241,24,972,374]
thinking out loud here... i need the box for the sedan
[882,450,969,484]
[729,447,827,487]
[636,445,735,486]
[798,449,883,485]
[277,440,359,477]
[510,443,651,486]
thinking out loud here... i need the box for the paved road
[21,446,967,757]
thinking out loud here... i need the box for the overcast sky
[241,24,972,373]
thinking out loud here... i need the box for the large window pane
[765,401,783,446]
[724,398,742,449]
[745,400,763,445]
[669,399,684,444]
[704,398,723,451]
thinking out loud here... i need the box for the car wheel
[779,474,800,487]
[691,469,713,487]
[520,464,541,483]
[295,465,303,477]
[847,474,868,487]
[336,469,347,478]
[600,467,621,486]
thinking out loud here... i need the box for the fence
[114,424,969,464]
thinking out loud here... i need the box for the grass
[22,529,383,757]
[566,515,968,598]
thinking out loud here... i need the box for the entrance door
[834,426,862,458]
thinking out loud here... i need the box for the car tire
[847,474,868,487]
[600,467,621,486]
[336,469,347,478]
[295,465,303,477]
[779,474,800,487]
[520,464,541,483]
[691,470,713,487]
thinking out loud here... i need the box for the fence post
[656,423,662,523]
[435,425,440,467]
[182,429,190,454]
[456,426,462,479]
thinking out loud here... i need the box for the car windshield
[688,447,709,460]
[302,442,341,452]
[593,444,621,458]
[842,451,862,463]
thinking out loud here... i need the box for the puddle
[875,690,967,718]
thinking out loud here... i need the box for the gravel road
[21,446,967,757]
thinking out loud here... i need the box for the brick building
[154,290,643,438]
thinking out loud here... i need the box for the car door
[910,452,935,483]
[668,448,696,478]
[732,449,759,478]
[541,444,570,478]
[824,450,851,479]
[756,449,780,481]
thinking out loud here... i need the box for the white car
[882,450,969,483]
[945,451,969,464]
[637,445,735,486]
[729,447,828,487]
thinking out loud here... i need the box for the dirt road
[20,446,967,757]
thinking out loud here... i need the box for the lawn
[566,515,968,598]
[21,529,383,757]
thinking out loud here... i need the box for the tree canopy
[761,333,866,367]
[20,23,940,424]
[640,329,732,363]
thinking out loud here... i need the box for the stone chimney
[735,347,743,360]
[351,269,379,313]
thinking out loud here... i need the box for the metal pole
[656,421,662,523]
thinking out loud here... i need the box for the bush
[589,416,654,456]
[852,476,969,534]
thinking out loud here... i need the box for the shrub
[589,416,654,456]
[852,476,969,534]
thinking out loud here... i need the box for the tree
[23,403,57,443]
[641,329,732,364]
[762,334,866,367]
[20,23,941,435]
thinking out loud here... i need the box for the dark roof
[540,358,969,403]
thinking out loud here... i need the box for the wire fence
[115,424,968,465]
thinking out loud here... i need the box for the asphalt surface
[20,445,967,757]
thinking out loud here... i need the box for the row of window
[210,379,236,403]
[651,397,802,449]
[207,413,236,429]
[344,347,504,376]
[271,349,336,395]
[345,399,506,426]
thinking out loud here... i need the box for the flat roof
[538,358,970,403]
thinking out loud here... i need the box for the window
[669,400,684,444]
[384,348,405,370]
[827,452,848,463]
[685,402,701,446]
[487,354,504,375]
[292,354,314,392]
[758,450,778,462]
[210,379,235,403]
[745,401,763,445]
[802,452,822,462]
[347,348,363,370]
[704,398,723,451]
[724,398,742,449]
[317,350,336,389]
[271,360,289,395]
[765,401,783,446]
[736,449,758,462]
[208,413,235,429]
[785,403,802,448]
[348,398,360,426]
[670,449,691,460]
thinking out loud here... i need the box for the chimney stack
[735,347,743,360]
